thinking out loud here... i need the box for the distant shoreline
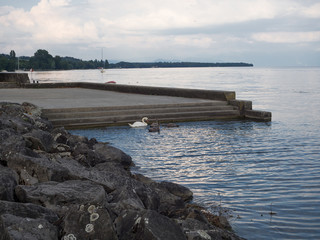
[109,61,253,69]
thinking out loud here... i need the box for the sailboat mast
[100,48,105,73]
[102,48,104,68]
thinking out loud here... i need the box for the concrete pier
[0,73,271,128]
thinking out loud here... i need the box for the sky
[0,0,319,66]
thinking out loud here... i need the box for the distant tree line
[0,49,109,71]
[0,49,253,72]
[109,61,253,68]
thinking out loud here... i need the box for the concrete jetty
[0,73,271,128]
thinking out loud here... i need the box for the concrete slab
[0,88,215,109]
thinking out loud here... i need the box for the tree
[54,55,62,70]
[9,50,16,58]
[7,50,17,71]
[0,55,9,71]
[30,49,55,70]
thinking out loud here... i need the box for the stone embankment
[0,102,244,240]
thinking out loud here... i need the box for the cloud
[302,2,320,18]
[0,0,319,65]
[252,31,320,43]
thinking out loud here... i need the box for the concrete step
[41,101,228,114]
[49,109,240,128]
[41,100,241,128]
[43,105,235,120]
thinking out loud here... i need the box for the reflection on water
[71,119,320,240]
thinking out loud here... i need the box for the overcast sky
[0,0,319,66]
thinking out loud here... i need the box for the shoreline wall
[0,72,29,84]
[23,82,236,101]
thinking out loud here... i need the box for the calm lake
[33,67,320,239]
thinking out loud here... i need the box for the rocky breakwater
[0,102,244,240]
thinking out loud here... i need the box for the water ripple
[71,118,320,240]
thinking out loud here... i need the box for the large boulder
[93,143,134,169]
[0,200,59,224]
[4,152,70,183]
[15,180,107,216]
[0,214,59,240]
[0,130,26,160]
[0,166,18,202]
[115,209,186,240]
[133,174,191,216]
[157,181,193,202]
[23,129,54,152]
[61,204,118,240]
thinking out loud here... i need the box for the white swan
[129,117,149,128]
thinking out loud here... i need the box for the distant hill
[109,61,253,69]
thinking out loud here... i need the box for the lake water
[33,67,320,239]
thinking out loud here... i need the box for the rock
[0,103,35,134]
[181,218,213,232]
[72,142,99,167]
[4,152,70,183]
[0,130,26,160]
[186,208,210,225]
[61,204,118,240]
[0,200,59,224]
[15,180,107,216]
[133,174,192,217]
[93,142,134,169]
[133,175,190,216]
[115,209,186,240]
[21,102,41,118]
[19,168,39,185]
[0,166,19,201]
[110,184,147,214]
[157,181,193,202]
[0,102,24,118]
[23,129,54,152]
[66,134,89,149]
[0,214,59,240]
[51,127,69,144]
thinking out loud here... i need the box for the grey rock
[181,218,213,232]
[15,180,107,216]
[0,166,18,201]
[66,134,89,148]
[158,181,193,202]
[93,143,134,169]
[0,214,59,240]
[61,204,118,240]
[115,209,186,240]
[0,102,24,118]
[23,129,54,152]
[0,200,59,224]
[72,142,101,167]
[51,127,69,144]
[133,174,191,216]
[0,130,26,160]
[21,102,42,118]
[4,152,70,183]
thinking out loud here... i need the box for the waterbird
[129,117,149,128]
[164,123,179,128]
[149,120,160,133]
